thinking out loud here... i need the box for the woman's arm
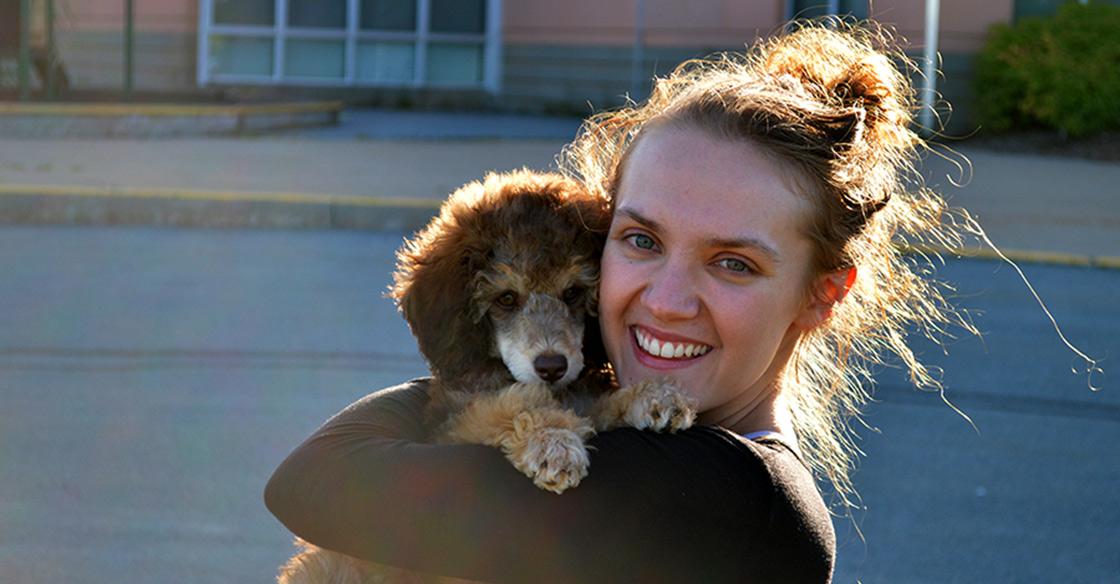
[264,381,833,583]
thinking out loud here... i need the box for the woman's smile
[630,324,713,369]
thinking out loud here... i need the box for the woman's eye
[716,257,752,273]
[626,233,657,251]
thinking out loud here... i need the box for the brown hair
[562,23,978,505]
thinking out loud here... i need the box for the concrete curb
[2,185,1118,270]
[0,101,343,137]
[901,243,1120,270]
[0,184,440,233]
[0,102,344,116]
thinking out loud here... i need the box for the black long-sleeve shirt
[264,379,835,583]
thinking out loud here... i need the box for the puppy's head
[390,170,611,386]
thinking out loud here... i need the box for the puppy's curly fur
[278,170,695,584]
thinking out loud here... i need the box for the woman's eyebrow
[706,235,781,264]
[616,206,781,264]
[616,207,660,231]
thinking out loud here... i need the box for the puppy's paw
[616,378,697,432]
[510,426,590,494]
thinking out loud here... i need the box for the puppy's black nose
[533,354,568,382]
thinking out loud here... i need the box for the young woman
[265,24,974,583]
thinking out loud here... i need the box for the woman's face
[599,124,822,428]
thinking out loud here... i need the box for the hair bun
[830,60,898,132]
[761,26,909,147]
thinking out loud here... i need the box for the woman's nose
[640,261,700,321]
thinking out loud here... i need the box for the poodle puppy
[278,170,695,584]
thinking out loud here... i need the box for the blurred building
[0,0,1088,128]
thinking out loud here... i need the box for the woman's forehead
[615,125,812,248]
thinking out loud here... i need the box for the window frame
[197,0,502,92]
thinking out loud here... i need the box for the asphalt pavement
[1,226,1117,583]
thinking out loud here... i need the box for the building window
[198,0,501,91]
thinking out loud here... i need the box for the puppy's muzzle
[533,353,568,382]
[496,293,585,387]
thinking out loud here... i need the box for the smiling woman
[600,126,823,441]
[564,22,979,505]
[265,22,974,584]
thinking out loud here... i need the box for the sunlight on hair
[973,228,1104,391]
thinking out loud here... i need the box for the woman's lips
[630,325,712,369]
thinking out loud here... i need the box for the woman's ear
[795,267,856,330]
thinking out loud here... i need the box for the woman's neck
[702,386,792,436]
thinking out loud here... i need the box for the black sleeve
[264,381,834,584]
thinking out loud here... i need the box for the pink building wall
[505,0,783,46]
[507,0,1014,53]
[50,0,197,90]
[54,0,195,32]
[870,0,1014,52]
[50,0,1017,52]
[35,0,1013,96]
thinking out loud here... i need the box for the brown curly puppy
[278,170,695,584]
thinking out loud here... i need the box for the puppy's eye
[495,291,518,309]
[562,286,583,304]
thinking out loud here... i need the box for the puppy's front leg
[592,377,696,433]
[443,383,595,494]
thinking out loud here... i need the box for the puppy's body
[278,171,694,584]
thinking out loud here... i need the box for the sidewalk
[920,146,1120,265]
[1,108,1117,264]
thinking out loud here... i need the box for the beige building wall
[52,0,197,91]
[502,0,1013,126]
[24,0,1014,119]
[507,0,1015,52]
[505,0,783,47]
[869,0,1014,53]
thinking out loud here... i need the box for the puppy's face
[472,253,599,387]
[392,171,611,385]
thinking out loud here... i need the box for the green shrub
[975,2,1120,136]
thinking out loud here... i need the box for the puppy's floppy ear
[556,184,614,375]
[390,186,494,377]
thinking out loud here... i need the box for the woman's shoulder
[346,377,432,408]
[317,377,434,441]
[716,429,836,582]
[745,435,837,578]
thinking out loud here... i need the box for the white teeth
[634,328,710,360]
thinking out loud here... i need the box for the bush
[974,2,1120,136]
